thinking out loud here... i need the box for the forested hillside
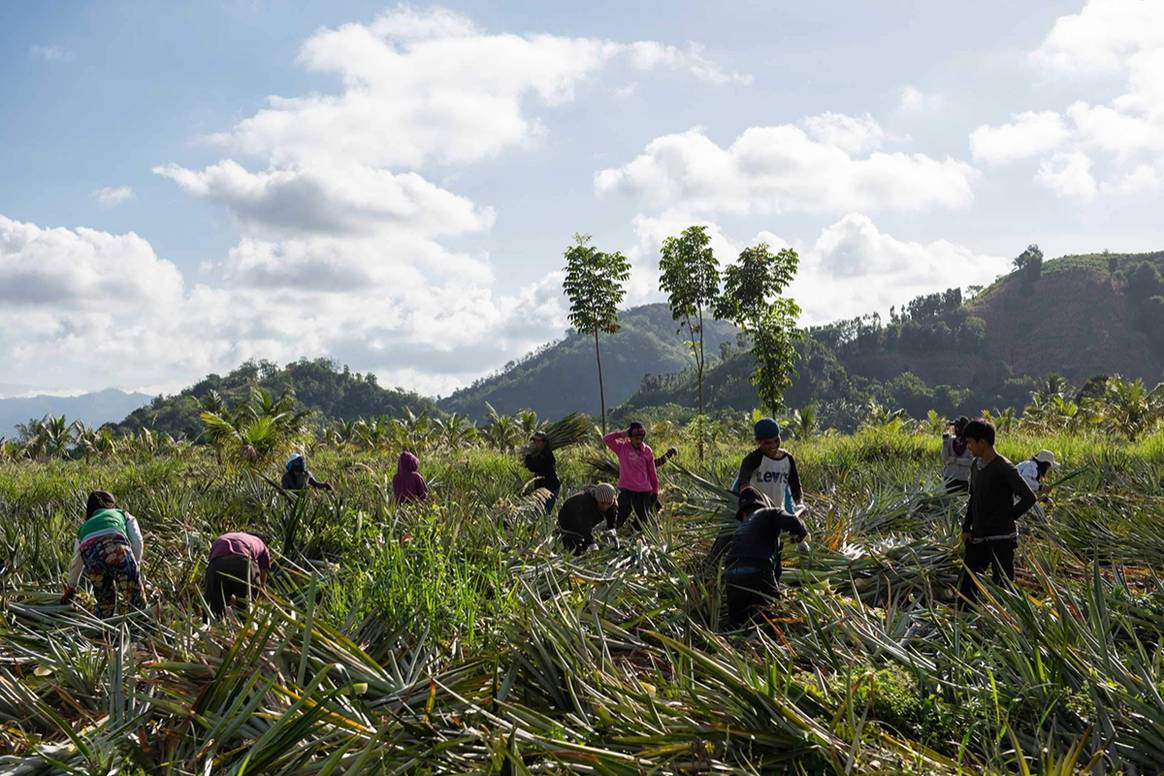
[113,359,437,438]
[624,251,1164,426]
[438,303,736,421]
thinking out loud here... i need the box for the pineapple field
[1,412,1163,774]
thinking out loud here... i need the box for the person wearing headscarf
[281,453,334,492]
[557,482,618,555]
[393,450,429,503]
[941,416,974,493]
[60,490,146,618]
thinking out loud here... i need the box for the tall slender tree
[658,225,720,457]
[716,243,803,415]
[562,233,630,433]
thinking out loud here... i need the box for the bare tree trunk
[696,307,705,460]
[594,329,607,434]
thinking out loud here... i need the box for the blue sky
[2,1,1162,396]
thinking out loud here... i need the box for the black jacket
[724,507,807,572]
[523,448,560,491]
[282,469,320,491]
[557,492,613,539]
[962,455,1036,540]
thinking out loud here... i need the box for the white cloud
[972,0,1164,200]
[898,85,942,113]
[626,41,751,86]
[1031,0,1164,77]
[1035,152,1098,201]
[0,213,568,396]
[596,120,977,215]
[91,185,135,208]
[154,161,494,237]
[218,7,749,169]
[969,111,1070,164]
[800,112,884,154]
[0,215,181,309]
[29,45,73,62]
[790,214,1008,323]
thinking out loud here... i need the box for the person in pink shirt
[603,421,677,530]
[204,531,271,618]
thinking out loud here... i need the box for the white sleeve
[66,541,84,588]
[125,513,144,562]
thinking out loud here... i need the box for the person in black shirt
[523,432,561,514]
[957,418,1036,607]
[557,483,617,555]
[281,453,334,492]
[723,487,808,628]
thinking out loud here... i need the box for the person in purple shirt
[603,422,676,530]
[205,531,271,618]
[393,450,429,503]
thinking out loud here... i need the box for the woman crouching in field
[60,490,146,618]
[205,531,271,618]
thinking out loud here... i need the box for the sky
[2,0,1162,398]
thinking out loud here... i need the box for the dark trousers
[725,567,778,628]
[945,479,969,494]
[957,538,1016,606]
[560,528,591,556]
[205,554,258,617]
[614,489,654,530]
[543,489,560,516]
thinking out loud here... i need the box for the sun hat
[1032,449,1057,467]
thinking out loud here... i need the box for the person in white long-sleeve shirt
[61,491,145,618]
[1016,449,1057,497]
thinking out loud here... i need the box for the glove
[60,587,76,605]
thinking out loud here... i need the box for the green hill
[624,251,1164,426]
[113,358,438,439]
[439,303,737,421]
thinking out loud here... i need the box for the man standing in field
[735,418,802,514]
[958,418,1037,607]
[523,431,561,514]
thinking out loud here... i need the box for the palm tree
[785,405,818,440]
[200,387,311,466]
[1032,373,1072,403]
[392,409,434,452]
[1095,376,1164,441]
[481,404,524,452]
[433,413,478,451]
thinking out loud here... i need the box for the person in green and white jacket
[60,491,146,618]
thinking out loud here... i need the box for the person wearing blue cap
[735,418,801,513]
[281,453,334,492]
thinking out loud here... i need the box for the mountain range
[5,249,1162,436]
[0,388,151,439]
